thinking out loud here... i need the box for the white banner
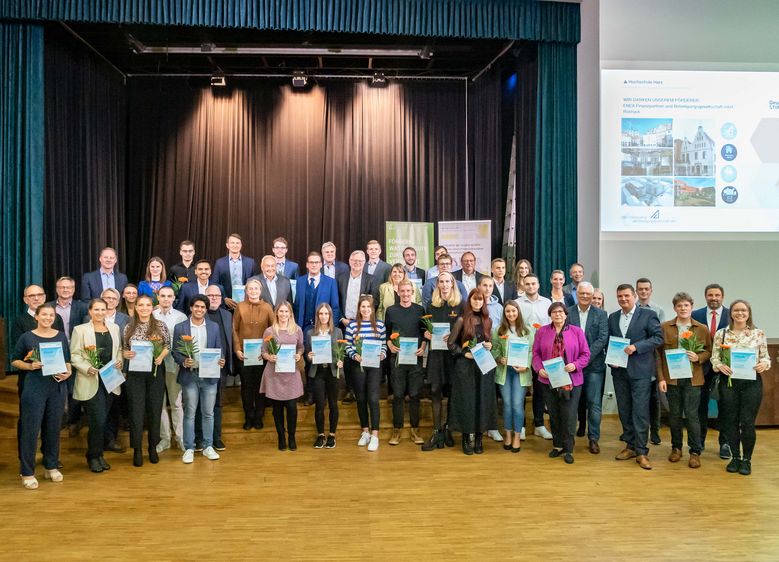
[437,220,492,273]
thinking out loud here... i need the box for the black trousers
[649,380,661,433]
[666,380,702,454]
[532,369,546,427]
[19,375,66,477]
[272,399,298,437]
[353,366,382,431]
[66,375,84,425]
[103,389,127,445]
[311,365,339,434]
[239,363,265,424]
[391,363,424,428]
[543,384,582,454]
[720,377,763,460]
[83,385,114,460]
[125,369,166,450]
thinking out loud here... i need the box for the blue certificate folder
[606,336,630,368]
[232,285,245,303]
[506,337,530,369]
[730,348,757,380]
[129,341,153,372]
[360,339,383,369]
[275,344,297,373]
[398,337,419,365]
[471,342,497,375]
[39,342,67,376]
[198,348,222,378]
[243,339,263,366]
[99,362,125,393]
[431,323,449,351]
[664,349,692,380]
[311,336,333,365]
[542,357,572,389]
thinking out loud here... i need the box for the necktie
[309,277,315,289]
[710,311,717,337]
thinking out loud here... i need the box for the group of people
[9,235,771,489]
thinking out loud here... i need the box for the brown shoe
[410,428,424,445]
[389,429,401,445]
[688,453,701,469]
[588,440,600,454]
[615,447,637,460]
[636,455,652,470]
[668,448,682,463]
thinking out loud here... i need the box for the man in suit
[272,236,299,280]
[567,282,609,454]
[608,283,663,470]
[422,253,467,308]
[366,240,392,284]
[490,258,516,305]
[202,284,234,451]
[336,251,378,328]
[691,283,731,458]
[453,251,485,295]
[636,277,666,445]
[402,246,426,284]
[168,240,197,283]
[98,288,130,453]
[211,233,259,306]
[563,263,585,303]
[249,255,293,308]
[177,260,223,313]
[172,295,225,463]
[81,247,129,301]
[321,241,349,279]
[295,251,342,331]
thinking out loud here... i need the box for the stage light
[292,71,308,88]
[211,73,226,87]
[370,72,387,87]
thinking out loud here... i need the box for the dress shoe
[588,440,600,454]
[105,440,125,453]
[149,448,159,464]
[133,449,143,467]
[462,434,474,455]
[243,421,252,430]
[548,448,563,458]
[98,457,111,471]
[213,439,226,451]
[254,420,264,430]
[473,433,484,454]
[389,429,401,445]
[410,428,424,445]
[668,448,682,463]
[288,436,298,451]
[650,431,662,445]
[619,433,626,442]
[304,393,314,406]
[739,459,752,476]
[444,424,455,447]
[636,455,652,470]
[421,430,442,451]
[726,458,741,473]
[719,443,732,460]
[564,453,574,464]
[88,458,103,473]
[615,447,637,460]
[342,391,355,405]
[688,453,701,469]
[278,434,287,451]
[503,442,512,451]
[576,425,586,438]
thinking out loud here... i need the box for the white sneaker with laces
[202,446,220,460]
[487,429,503,442]
[156,439,171,453]
[520,427,527,441]
[534,426,553,440]
[357,431,371,446]
[182,449,194,464]
[367,435,380,451]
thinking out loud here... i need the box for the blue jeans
[182,379,218,450]
[582,367,605,441]
[500,368,527,433]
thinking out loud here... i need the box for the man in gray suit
[365,240,392,284]
[567,282,609,454]
[608,283,663,470]
[250,255,294,309]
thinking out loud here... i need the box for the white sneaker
[357,431,371,446]
[202,446,220,460]
[487,429,503,442]
[367,435,380,451]
[182,449,194,464]
[520,427,527,441]
[156,439,171,453]
[534,426,553,440]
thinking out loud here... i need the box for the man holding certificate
[656,292,712,468]
[172,296,225,464]
[384,280,427,446]
[607,284,663,470]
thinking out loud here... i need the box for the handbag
[709,373,721,401]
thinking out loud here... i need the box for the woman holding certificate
[70,298,124,473]
[448,289,495,455]
[12,303,72,489]
[345,295,387,451]
[492,300,535,453]
[305,303,344,449]
[122,295,171,467]
[531,302,590,464]
[421,271,463,450]
[233,278,275,430]
[260,301,304,451]
[711,300,771,476]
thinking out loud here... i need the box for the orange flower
[680,331,693,339]
[178,277,189,283]
[462,341,471,349]
[23,350,34,361]
[499,334,509,340]
[389,332,400,340]
[354,334,361,341]
[532,323,542,329]
[264,335,274,342]
[148,336,162,341]
[421,315,432,319]
[84,345,97,351]
[336,339,349,344]
[181,335,193,342]
[721,344,731,349]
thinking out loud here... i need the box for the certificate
[360,339,383,369]
[730,348,757,380]
[275,344,297,373]
[39,342,67,376]
[664,349,692,380]
[506,337,530,369]
[542,357,572,389]
[99,362,125,393]
[243,339,263,366]
[430,323,449,351]
[198,348,222,378]
[606,336,630,368]
[409,278,423,293]
[398,337,419,365]
[129,341,154,372]
[311,336,333,365]
[471,342,498,375]
[232,285,245,303]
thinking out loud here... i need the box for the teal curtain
[0,0,580,43]
[533,41,577,294]
[0,23,45,353]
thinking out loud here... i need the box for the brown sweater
[656,318,712,386]
[232,300,276,354]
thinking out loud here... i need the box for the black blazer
[368,260,392,284]
[336,272,378,321]
[247,274,293,308]
[80,269,129,301]
[175,281,225,313]
[607,306,663,379]
[493,279,517,305]
[568,304,609,372]
[453,270,486,286]
[405,266,426,284]
[691,306,730,378]
[11,312,65,348]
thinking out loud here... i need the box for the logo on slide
[721,123,737,140]
[721,186,738,204]
[649,210,660,219]
[721,144,738,161]
[721,165,737,182]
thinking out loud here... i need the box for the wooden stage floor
[1,401,778,561]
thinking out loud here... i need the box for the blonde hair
[273,301,299,336]
[431,271,462,308]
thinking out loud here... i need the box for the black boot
[474,433,484,454]
[149,447,159,464]
[462,434,474,455]
[277,432,287,451]
[421,429,440,452]
[288,433,297,451]
[133,448,143,467]
[444,424,454,447]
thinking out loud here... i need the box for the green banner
[385,221,435,270]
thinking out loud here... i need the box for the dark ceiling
[56,22,519,79]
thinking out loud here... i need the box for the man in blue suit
[567,282,609,454]
[177,260,224,313]
[295,251,342,330]
[272,236,300,280]
[81,247,129,301]
[172,295,225,463]
[321,241,349,279]
[608,283,663,470]
[211,233,259,306]
[691,283,731,458]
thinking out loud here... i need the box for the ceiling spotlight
[211,73,226,87]
[292,71,308,88]
[370,72,387,87]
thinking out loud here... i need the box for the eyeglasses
[273,246,287,250]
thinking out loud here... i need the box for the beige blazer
[70,321,123,401]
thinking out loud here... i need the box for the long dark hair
[498,300,529,337]
[459,289,491,344]
[124,295,165,346]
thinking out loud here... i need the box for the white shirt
[577,305,590,331]
[345,274,362,320]
[197,281,209,295]
[707,306,724,332]
[323,263,336,278]
[264,275,278,306]
[461,272,477,294]
[105,311,117,325]
[493,279,505,300]
[189,319,208,368]
[620,305,637,337]
[154,307,187,371]
[517,294,552,326]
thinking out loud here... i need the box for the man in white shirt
[153,285,188,452]
[454,252,484,295]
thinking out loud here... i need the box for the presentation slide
[601,69,779,232]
